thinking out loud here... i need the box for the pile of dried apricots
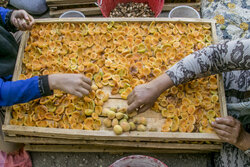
[10,21,219,134]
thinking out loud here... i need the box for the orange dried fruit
[36,120,48,127]
[187,105,196,115]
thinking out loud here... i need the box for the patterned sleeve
[166,39,250,85]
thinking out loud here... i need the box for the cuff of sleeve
[38,75,53,97]
[5,10,17,32]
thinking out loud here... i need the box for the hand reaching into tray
[127,73,174,114]
[48,74,92,98]
[211,116,250,151]
[10,10,34,31]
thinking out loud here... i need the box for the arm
[127,39,250,151]
[0,7,16,32]
[128,39,250,113]
[166,39,250,85]
[0,74,92,106]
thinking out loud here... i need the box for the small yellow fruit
[112,118,119,127]
[107,110,116,119]
[119,118,127,124]
[138,117,147,125]
[113,125,123,135]
[115,112,124,120]
[117,107,127,113]
[128,111,137,118]
[137,124,146,132]
[110,107,117,112]
[123,114,129,120]
[102,108,109,116]
[120,122,130,132]
[103,118,112,128]
[129,122,136,131]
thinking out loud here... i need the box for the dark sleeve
[0,7,17,32]
[38,75,54,97]
[0,76,53,107]
[166,39,250,85]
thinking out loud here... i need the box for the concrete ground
[31,152,213,167]
[10,7,214,167]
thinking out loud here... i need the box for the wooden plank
[24,144,219,153]
[211,20,228,117]
[46,0,96,5]
[3,124,221,142]
[162,2,201,12]
[4,136,221,151]
[48,3,97,8]
[34,17,215,24]
[49,7,101,17]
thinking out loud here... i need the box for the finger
[12,18,19,28]
[82,75,92,85]
[127,93,135,105]
[215,117,235,127]
[23,12,30,21]
[73,91,84,98]
[127,102,140,114]
[17,18,24,30]
[80,81,91,91]
[28,15,35,26]
[138,103,152,113]
[213,128,231,138]
[20,19,29,30]
[211,122,232,133]
[217,134,230,143]
[76,88,89,96]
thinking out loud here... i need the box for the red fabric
[0,148,32,167]
[98,0,164,17]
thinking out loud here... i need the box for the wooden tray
[3,18,227,144]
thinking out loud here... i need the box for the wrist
[48,74,57,90]
[237,131,250,151]
[150,73,174,95]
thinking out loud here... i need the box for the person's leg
[9,0,48,15]
[0,110,23,153]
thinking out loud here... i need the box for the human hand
[212,116,250,151]
[48,74,92,97]
[127,73,174,114]
[10,10,34,31]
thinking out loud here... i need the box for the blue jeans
[9,0,48,15]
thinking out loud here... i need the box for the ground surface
[31,152,213,167]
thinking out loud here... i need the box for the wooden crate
[3,18,226,148]
[3,18,227,153]
[46,0,201,17]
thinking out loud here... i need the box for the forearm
[148,73,174,96]
[0,7,16,32]
[0,75,52,106]
[166,39,250,85]
[237,131,250,151]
